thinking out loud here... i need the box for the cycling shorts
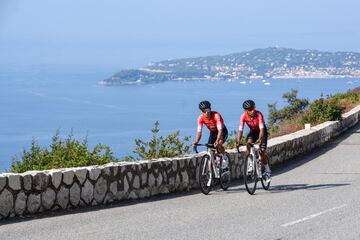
[246,128,268,151]
[208,126,228,145]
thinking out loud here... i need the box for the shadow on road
[269,183,350,193]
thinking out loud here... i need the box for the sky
[0,0,360,67]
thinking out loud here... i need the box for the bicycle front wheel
[219,153,231,190]
[244,154,257,195]
[199,155,212,195]
[260,165,271,190]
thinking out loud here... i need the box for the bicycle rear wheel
[199,155,212,195]
[219,153,231,190]
[244,154,257,195]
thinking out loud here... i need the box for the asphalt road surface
[1,124,360,240]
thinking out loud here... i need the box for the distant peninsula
[99,47,360,85]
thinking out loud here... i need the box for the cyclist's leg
[246,131,256,156]
[208,131,218,169]
[259,129,271,177]
[217,126,228,155]
[259,129,268,165]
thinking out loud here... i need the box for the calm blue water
[1,64,359,172]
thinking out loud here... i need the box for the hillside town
[100,47,360,85]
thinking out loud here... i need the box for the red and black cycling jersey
[239,110,265,131]
[197,111,224,132]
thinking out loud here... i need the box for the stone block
[0,189,14,217]
[159,186,169,194]
[182,171,189,185]
[50,171,62,189]
[89,167,101,181]
[112,165,119,177]
[179,159,185,169]
[191,157,197,167]
[138,188,150,198]
[15,191,27,215]
[123,177,129,193]
[42,188,56,210]
[8,174,21,191]
[27,193,41,214]
[172,160,177,172]
[128,191,138,200]
[127,171,133,181]
[141,172,148,186]
[22,173,33,191]
[33,172,49,191]
[133,175,140,189]
[81,180,94,205]
[0,175,7,192]
[70,183,81,206]
[109,181,118,196]
[104,192,115,204]
[62,170,75,186]
[75,168,88,185]
[94,177,107,203]
[148,173,156,187]
[57,186,69,209]
[102,166,112,177]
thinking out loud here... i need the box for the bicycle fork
[250,147,262,178]
[201,152,220,179]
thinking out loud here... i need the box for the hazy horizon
[1,0,360,67]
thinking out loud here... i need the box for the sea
[1,64,359,173]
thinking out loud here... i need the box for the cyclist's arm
[194,117,203,145]
[237,130,243,145]
[214,113,223,146]
[258,112,265,143]
[258,128,264,143]
[237,114,245,145]
[215,129,223,146]
[194,131,202,145]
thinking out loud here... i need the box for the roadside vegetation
[122,121,191,161]
[10,87,360,173]
[10,130,115,173]
[268,87,360,137]
[11,122,192,173]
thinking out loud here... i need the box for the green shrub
[268,89,309,132]
[10,130,115,173]
[123,121,191,161]
[224,130,246,149]
[302,97,343,124]
[331,90,359,103]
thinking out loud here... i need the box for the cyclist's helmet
[199,100,211,112]
[243,99,255,110]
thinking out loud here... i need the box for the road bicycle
[237,143,270,195]
[193,143,231,195]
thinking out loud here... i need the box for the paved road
[1,124,360,240]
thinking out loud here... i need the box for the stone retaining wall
[1,105,359,219]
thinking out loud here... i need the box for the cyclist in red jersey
[236,99,271,182]
[193,100,228,167]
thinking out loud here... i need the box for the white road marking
[281,204,347,227]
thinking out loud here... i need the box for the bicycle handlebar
[192,143,215,153]
[236,142,257,153]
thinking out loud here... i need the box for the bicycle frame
[194,144,221,179]
[248,143,262,179]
